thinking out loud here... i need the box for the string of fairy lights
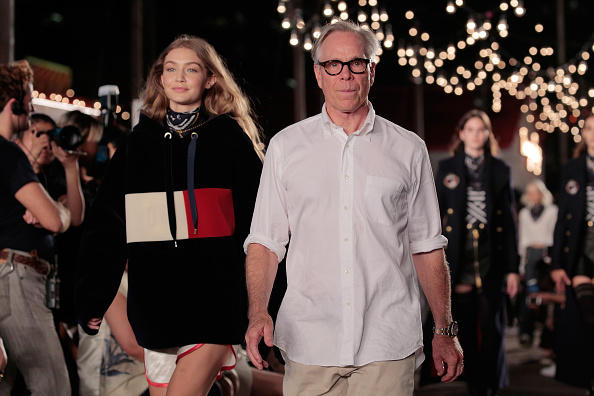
[277,0,594,176]
[278,0,394,59]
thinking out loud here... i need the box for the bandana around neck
[166,107,202,135]
[465,154,485,172]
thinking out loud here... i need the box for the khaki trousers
[281,351,416,396]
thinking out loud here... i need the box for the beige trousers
[281,351,416,396]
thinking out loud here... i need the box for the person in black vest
[551,113,594,393]
[75,35,264,396]
[430,109,520,396]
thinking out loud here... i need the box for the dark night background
[13,0,594,151]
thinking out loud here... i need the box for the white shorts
[145,344,238,388]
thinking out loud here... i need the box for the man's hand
[432,335,464,383]
[0,337,7,372]
[22,209,41,227]
[506,273,520,298]
[551,269,571,295]
[245,312,274,370]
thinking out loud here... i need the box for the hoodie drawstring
[163,132,178,247]
[187,132,199,234]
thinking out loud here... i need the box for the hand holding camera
[29,130,51,161]
[35,125,86,155]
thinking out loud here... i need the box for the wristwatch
[432,321,459,337]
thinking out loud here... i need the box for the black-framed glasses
[317,58,371,76]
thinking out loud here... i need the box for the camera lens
[53,126,83,151]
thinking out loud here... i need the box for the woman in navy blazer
[551,113,594,392]
[431,109,520,396]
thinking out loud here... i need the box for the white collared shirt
[244,103,447,367]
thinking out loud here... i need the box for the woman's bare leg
[149,385,168,396]
[167,344,232,396]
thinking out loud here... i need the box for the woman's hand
[87,318,102,330]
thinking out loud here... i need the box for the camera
[36,125,83,152]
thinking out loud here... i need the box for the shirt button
[344,206,349,210]
[345,269,350,274]
[346,301,351,307]
[345,174,350,179]
[346,144,350,148]
[344,238,349,242]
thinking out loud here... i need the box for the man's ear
[314,65,323,89]
[6,98,17,115]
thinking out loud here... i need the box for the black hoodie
[75,113,262,349]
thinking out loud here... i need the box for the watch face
[450,321,459,336]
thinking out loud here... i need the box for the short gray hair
[311,20,380,64]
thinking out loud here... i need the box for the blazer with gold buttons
[551,154,588,276]
[436,151,520,289]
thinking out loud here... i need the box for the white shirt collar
[321,103,376,141]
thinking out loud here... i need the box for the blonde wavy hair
[520,179,554,208]
[59,110,103,144]
[140,34,264,161]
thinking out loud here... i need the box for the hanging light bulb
[289,29,299,46]
[312,23,321,39]
[295,14,305,30]
[281,17,291,29]
[385,24,394,42]
[497,15,508,31]
[303,34,313,51]
[371,7,380,21]
[277,1,286,14]
[514,0,525,16]
[323,2,333,17]
[467,17,476,31]
[446,1,456,14]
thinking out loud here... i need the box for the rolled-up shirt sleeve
[243,137,290,263]
[408,143,448,254]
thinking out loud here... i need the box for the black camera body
[37,125,83,152]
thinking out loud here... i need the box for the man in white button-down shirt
[244,20,463,395]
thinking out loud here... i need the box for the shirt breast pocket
[364,176,406,225]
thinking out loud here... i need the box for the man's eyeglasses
[317,58,371,76]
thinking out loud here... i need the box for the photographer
[0,60,72,395]
[16,113,85,228]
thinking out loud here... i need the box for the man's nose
[339,66,354,79]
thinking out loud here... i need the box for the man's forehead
[320,31,366,60]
